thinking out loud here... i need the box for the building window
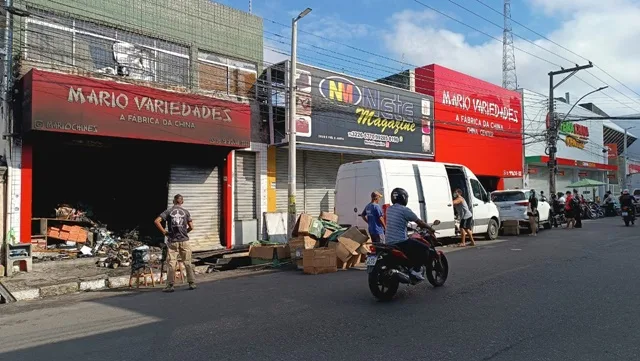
[24,10,190,87]
[198,50,257,98]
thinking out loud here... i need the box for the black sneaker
[188,283,197,290]
[163,285,175,293]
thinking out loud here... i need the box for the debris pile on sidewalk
[248,211,372,275]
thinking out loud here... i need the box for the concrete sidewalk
[1,257,279,302]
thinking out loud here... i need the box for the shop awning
[568,178,607,188]
[526,155,617,171]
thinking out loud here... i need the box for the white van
[335,159,501,240]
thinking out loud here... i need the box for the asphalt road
[1,217,639,361]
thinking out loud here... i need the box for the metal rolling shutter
[275,148,304,212]
[527,166,549,194]
[167,165,221,251]
[342,153,375,164]
[556,168,573,195]
[303,151,341,216]
[234,151,257,220]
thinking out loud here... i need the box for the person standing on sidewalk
[527,189,539,236]
[453,189,475,247]
[573,189,583,228]
[154,194,196,292]
[361,191,386,244]
[564,191,575,229]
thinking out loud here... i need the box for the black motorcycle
[621,205,635,226]
[366,221,449,301]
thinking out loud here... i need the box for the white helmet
[623,189,630,194]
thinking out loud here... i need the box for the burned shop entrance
[31,134,170,245]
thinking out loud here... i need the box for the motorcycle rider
[603,190,615,217]
[540,191,547,202]
[384,187,436,281]
[619,189,637,221]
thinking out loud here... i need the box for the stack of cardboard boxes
[48,225,89,244]
[289,212,372,275]
[248,211,373,275]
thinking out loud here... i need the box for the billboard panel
[23,69,251,147]
[295,64,434,157]
[415,64,524,177]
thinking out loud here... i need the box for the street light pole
[288,8,311,237]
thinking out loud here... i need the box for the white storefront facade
[522,89,616,200]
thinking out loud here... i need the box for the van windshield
[634,189,640,196]
[491,191,526,202]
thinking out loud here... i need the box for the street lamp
[624,126,635,190]
[560,86,609,123]
[288,7,312,236]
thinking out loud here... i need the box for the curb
[6,268,280,302]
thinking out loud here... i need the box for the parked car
[490,189,551,232]
[335,159,501,240]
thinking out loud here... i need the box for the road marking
[511,248,522,251]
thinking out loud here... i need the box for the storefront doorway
[32,134,170,244]
[31,133,228,249]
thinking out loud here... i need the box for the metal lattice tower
[502,0,518,90]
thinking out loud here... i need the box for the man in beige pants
[154,194,196,292]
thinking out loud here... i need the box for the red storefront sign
[606,143,618,158]
[528,168,538,175]
[414,64,523,178]
[578,171,588,177]
[557,170,565,176]
[21,69,251,147]
[629,164,640,174]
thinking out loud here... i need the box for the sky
[216,0,640,119]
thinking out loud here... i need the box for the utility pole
[547,62,593,196]
[623,126,635,190]
[288,8,311,237]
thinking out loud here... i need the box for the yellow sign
[356,107,416,134]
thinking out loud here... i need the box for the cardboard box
[339,227,369,245]
[294,213,323,238]
[249,245,290,261]
[319,211,339,223]
[295,214,313,235]
[503,226,519,236]
[357,241,372,255]
[303,248,337,275]
[288,236,317,260]
[322,229,333,239]
[337,254,361,270]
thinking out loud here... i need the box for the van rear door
[417,164,456,237]
[335,161,384,227]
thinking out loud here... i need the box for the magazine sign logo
[318,76,363,106]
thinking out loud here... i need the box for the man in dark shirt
[528,189,539,236]
[154,194,196,292]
